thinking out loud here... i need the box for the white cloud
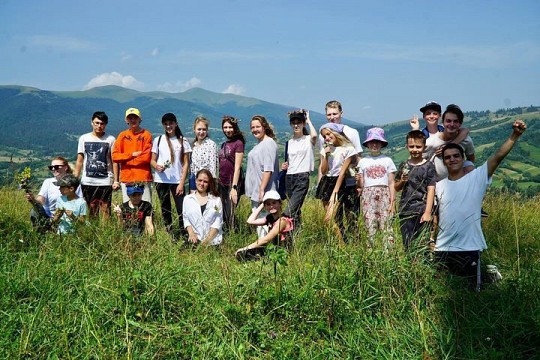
[83,72,144,90]
[156,77,202,92]
[151,48,159,56]
[222,84,245,95]
[29,35,96,52]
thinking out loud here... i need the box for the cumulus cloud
[156,77,202,92]
[83,72,144,90]
[222,84,245,95]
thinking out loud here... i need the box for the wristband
[232,185,238,190]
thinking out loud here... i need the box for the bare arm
[247,203,267,226]
[112,162,120,190]
[487,120,526,178]
[236,217,285,253]
[230,152,244,205]
[176,152,190,196]
[144,215,155,236]
[388,172,396,214]
[258,171,272,202]
[305,112,318,145]
[201,228,219,246]
[421,185,435,223]
[452,127,470,144]
[74,153,84,178]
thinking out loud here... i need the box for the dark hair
[406,130,427,145]
[51,156,73,173]
[288,110,309,136]
[222,116,246,144]
[325,100,343,112]
[442,143,465,159]
[196,169,219,197]
[442,104,464,123]
[251,115,276,140]
[161,113,184,162]
[92,111,108,124]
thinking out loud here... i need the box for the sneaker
[486,265,502,282]
[481,209,489,218]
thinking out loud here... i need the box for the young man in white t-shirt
[74,111,119,219]
[434,120,526,288]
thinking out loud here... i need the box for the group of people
[24,100,527,283]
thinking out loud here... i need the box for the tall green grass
[0,187,539,359]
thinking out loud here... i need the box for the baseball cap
[263,190,281,203]
[126,184,145,196]
[419,101,442,114]
[125,108,141,118]
[54,174,80,188]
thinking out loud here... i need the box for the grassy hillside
[1,188,539,358]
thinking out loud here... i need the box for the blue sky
[1,0,539,124]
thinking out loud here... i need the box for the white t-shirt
[318,125,362,187]
[320,144,357,177]
[152,135,192,184]
[286,135,314,174]
[425,134,475,181]
[358,155,397,188]
[77,133,116,186]
[435,163,491,252]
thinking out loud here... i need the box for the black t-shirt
[397,160,436,216]
[121,200,153,235]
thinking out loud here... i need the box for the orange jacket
[112,128,153,182]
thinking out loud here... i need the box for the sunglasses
[48,165,65,171]
[223,116,238,124]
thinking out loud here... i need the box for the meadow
[0,187,539,359]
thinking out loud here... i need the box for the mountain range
[0,85,538,195]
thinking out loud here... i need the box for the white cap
[262,190,281,202]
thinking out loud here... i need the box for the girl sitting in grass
[235,190,294,261]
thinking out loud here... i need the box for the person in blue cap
[114,183,154,236]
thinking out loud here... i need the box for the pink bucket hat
[362,127,388,148]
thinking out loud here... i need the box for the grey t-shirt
[245,137,279,202]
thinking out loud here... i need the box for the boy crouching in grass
[114,184,154,236]
[394,131,436,251]
[52,174,88,234]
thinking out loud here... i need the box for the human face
[407,138,426,160]
[196,173,210,193]
[366,140,382,155]
[321,129,336,145]
[49,160,68,179]
[129,192,143,205]
[59,185,75,197]
[126,115,142,131]
[442,148,464,173]
[195,121,208,141]
[91,118,107,136]
[264,199,281,214]
[325,106,343,124]
[251,120,265,141]
[443,113,462,136]
[162,120,177,136]
[222,121,235,138]
[290,120,304,136]
[423,109,440,126]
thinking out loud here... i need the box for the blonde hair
[320,128,352,147]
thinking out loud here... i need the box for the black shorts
[315,176,346,202]
[82,185,113,206]
[434,250,481,278]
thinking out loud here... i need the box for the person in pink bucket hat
[356,127,397,249]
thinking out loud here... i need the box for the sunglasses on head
[48,165,65,171]
[223,116,238,124]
